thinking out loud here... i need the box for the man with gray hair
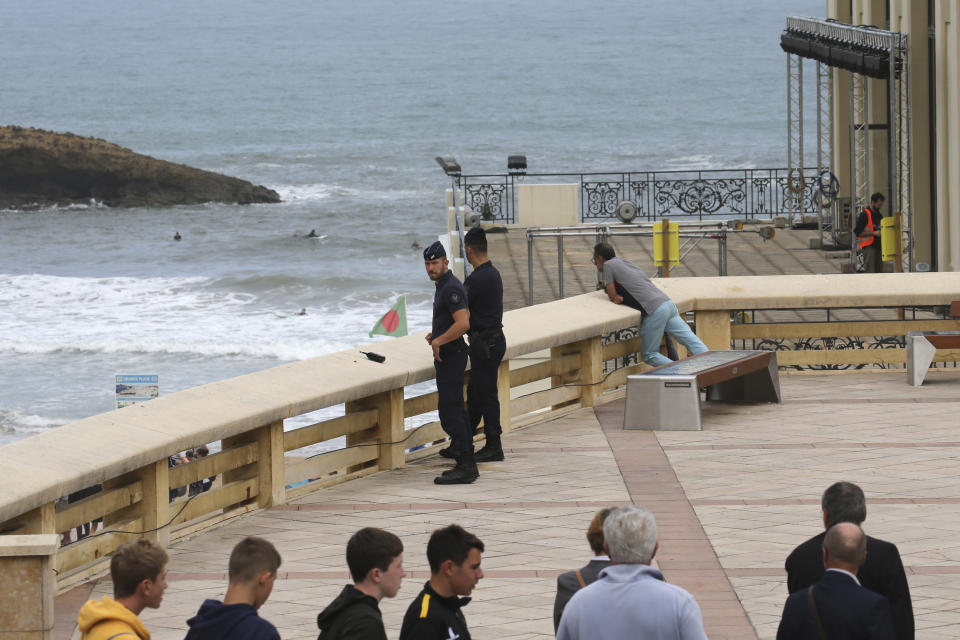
[777,523,895,639]
[556,505,707,640]
[785,481,913,639]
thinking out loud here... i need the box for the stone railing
[1,273,958,636]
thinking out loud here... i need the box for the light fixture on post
[507,155,527,177]
[435,155,462,178]
[435,155,469,274]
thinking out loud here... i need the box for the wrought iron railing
[457,167,820,224]
[731,306,959,372]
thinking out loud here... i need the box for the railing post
[695,310,732,351]
[0,534,59,639]
[578,336,604,407]
[551,337,603,409]
[256,420,285,508]
[550,345,577,410]
[347,389,405,471]
[497,359,512,433]
[104,460,170,547]
[141,460,171,547]
[376,389,405,470]
[12,503,56,535]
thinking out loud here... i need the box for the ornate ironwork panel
[652,176,747,218]
[464,181,511,224]
[601,327,641,374]
[582,180,626,219]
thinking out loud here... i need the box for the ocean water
[0,0,822,444]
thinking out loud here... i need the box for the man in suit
[785,481,914,639]
[553,508,613,631]
[777,523,895,639]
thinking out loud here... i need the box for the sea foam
[0,273,432,361]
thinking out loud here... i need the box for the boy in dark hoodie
[317,527,406,640]
[185,536,282,640]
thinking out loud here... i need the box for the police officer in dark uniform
[399,524,484,640]
[463,227,506,462]
[423,241,478,485]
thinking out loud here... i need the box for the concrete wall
[933,0,960,271]
[516,184,579,227]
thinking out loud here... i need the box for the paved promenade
[59,368,960,639]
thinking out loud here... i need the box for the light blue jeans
[640,300,709,366]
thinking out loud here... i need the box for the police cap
[423,241,446,261]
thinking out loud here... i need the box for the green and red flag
[369,296,408,338]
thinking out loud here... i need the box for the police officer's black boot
[474,435,504,462]
[434,451,479,484]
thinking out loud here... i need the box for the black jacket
[785,531,914,640]
[184,600,280,640]
[399,582,471,640]
[553,558,611,631]
[317,585,387,640]
[777,570,895,640]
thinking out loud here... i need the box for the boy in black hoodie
[185,536,282,640]
[317,527,406,640]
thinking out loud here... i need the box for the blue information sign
[116,374,159,408]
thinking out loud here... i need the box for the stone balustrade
[0,273,958,638]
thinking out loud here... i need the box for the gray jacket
[557,564,708,640]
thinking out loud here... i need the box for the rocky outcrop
[0,126,281,209]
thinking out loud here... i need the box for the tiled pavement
[60,368,960,639]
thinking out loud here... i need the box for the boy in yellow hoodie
[77,538,169,639]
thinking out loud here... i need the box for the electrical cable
[305,364,625,459]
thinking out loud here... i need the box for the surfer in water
[174,231,182,240]
[306,229,319,238]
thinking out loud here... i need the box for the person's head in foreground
[348,527,406,601]
[603,505,658,565]
[427,524,485,597]
[821,481,867,528]
[822,522,868,573]
[111,538,169,614]
[587,507,614,556]
[227,536,283,609]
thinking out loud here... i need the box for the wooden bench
[623,350,781,431]
[906,301,960,386]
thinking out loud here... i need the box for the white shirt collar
[590,555,610,562]
[826,567,861,585]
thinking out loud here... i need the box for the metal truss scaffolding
[816,61,833,245]
[787,53,804,224]
[782,17,911,270]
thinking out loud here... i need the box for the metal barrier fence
[458,167,820,225]
[525,222,732,304]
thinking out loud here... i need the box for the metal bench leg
[907,334,936,386]
[624,375,702,431]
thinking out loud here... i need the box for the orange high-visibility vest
[857,208,875,249]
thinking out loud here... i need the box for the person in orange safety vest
[854,192,885,273]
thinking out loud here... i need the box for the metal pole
[718,230,727,276]
[450,177,470,276]
[888,45,898,232]
[817,60,824,248]
[557,234,564,299]
[661,217,671,278]
[527,231,534,306]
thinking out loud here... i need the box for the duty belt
[438,337,467,355]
